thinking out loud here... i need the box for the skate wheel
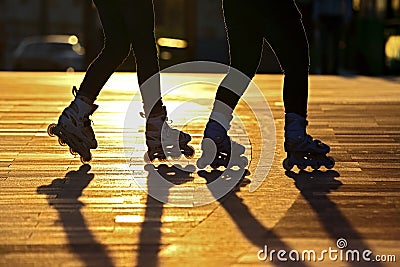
[80,152,92,164]
[171,154,182,160]
[143,152,153,163]
[196,157,208,169]
[158,156,168,162]
[58,138,67,146]
[47,123,56,137]
[169,148,182,160]
[69,147,78,156]
[297,164,307,170]
[183,145,195,159]
[210,163,220,170]
[311,163,321,170]
[184,164,197,173]
[237,156,249,169]
[196,139,217,169]
[144,164,155,172]
[239,156,249,168]
[282,158,293,171]
[325,156,335,169]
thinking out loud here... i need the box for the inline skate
[143,106,194,163]
[197,112,248,169]
[283,113,335,171]
[47,87,98,164]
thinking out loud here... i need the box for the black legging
[78,0,161,110]
[216,0,310,117]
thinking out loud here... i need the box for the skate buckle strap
[72,86,78,97]
[140,111,171,125]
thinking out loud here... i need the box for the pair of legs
[199,0,334,170]
[49,0,193,163]
[216,0,309,117]
[79,0,162,114]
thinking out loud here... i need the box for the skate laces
[72,86,78,97]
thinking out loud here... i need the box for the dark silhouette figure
[198,0,334,171]
[48,0,192,164]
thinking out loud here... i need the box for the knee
[101,41,131,63]
[131,36,157,60]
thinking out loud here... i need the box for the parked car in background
[12,35,85,71]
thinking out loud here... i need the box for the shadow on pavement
[136,164,195,267]
[286,169,384,266]
[37,164,114,267]
[198,169,309,266]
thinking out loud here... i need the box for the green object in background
[356,18,385,76]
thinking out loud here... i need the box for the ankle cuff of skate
[209,111,232,131]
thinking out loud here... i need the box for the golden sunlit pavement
[0,72,399,266]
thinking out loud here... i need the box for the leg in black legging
[214,0,264,111]
[216,0,309,118]
[78,0,131,101]
[260,1,310,117]
[120,0,163,114]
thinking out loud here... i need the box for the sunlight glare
[385,36,400,60]
[157,38,188,49]
[115,215,144,223]
[68,35,79,45]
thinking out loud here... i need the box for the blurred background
[0,0,399,75]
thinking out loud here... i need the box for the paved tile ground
[0,72,399,267]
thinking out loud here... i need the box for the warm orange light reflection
[68,35,79,45]
[386,36,400,60]
[115,215,144,223]
[157,38,188,49]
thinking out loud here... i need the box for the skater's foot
[283,113,334,171]
[47,86,98,164]
[197,119,248,169]
[143,106,194,163]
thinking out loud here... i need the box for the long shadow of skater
[136,164,195,267]
[37,165,114,267]
[198,169,309,266]
[286,170,384,266]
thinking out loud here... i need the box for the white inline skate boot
[47,87,98,164]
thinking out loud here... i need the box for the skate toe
[325,156,335,169]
